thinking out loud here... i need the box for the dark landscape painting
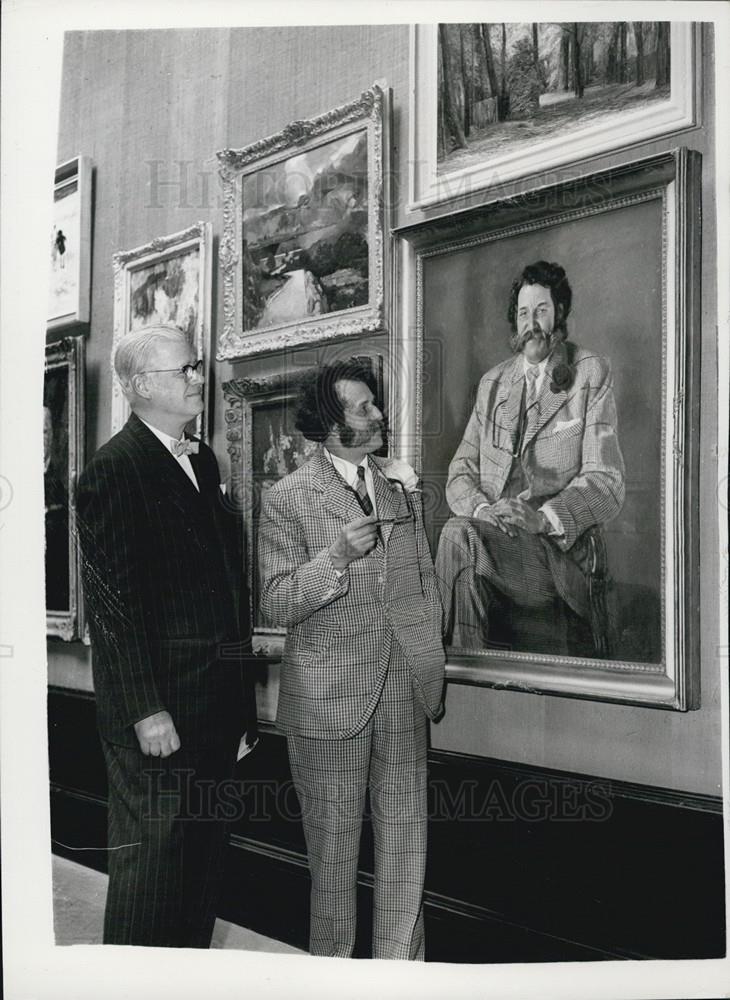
[129,249,200,340]
[438,22,672,170]
[43,366,70,613]
[241,129,369,332]
[251,397,317,625]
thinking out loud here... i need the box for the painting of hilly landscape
[438,22,672,171]
[241,129,369,332]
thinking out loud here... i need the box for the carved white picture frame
[408,23,699,213]
[216,85,388,360]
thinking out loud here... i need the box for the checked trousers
[287,639,428,960]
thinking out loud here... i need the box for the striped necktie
[524,365,540,438]
[354,465,373,516]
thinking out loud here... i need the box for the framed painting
[409,22,699,211]
[48,156,92,330]
[45,336,85,641]
[392,148,701,709]
[110,221,213,436]
[216,84,388,360]
[222,354,385,652]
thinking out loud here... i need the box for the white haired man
[76,326,255,947]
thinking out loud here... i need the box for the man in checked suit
[258,361,445,960]
[76,326,254,947]
[435,260,625,654]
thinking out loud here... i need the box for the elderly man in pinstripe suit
[435,261,625,654]
[258,361,445,960]
[76,326,254,947]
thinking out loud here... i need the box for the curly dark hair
[506,261,572,335]
[295,360,378,443]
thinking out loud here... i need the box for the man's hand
[475,498,517,537]
[328,515,379,571]
[496,498,545,535]
[134,711,181,757]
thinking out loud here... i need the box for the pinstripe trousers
[101,736,238,947]
[287,638,428,960]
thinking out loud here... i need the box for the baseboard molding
[49,785,624,961]
[48,687,726,962]
[427,747,723,814]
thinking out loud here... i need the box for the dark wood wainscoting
[49,686,726,963]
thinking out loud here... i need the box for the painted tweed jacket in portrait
[446,340,626,551]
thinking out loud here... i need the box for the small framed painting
[48,156,92,330]
[217,85,388,359]
[45,336,85,640]
[110,222,213,437]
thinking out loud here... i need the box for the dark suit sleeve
[76,454,166,731]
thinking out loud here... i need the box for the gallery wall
[49,24,721,796]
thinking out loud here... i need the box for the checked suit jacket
[76,412,253,749]
[445,340,625,613]
[258,449,446,739]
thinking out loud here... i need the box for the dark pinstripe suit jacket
[76,412,252,748]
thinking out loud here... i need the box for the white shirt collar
[139,416,185,453]
[522,353,551,394]
[322,448,377,514]
[522,354,550,378]
[323,447,368,484]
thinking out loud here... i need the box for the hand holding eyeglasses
[328,515,379,570]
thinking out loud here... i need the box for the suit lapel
[310,449,362,522]
[521,343,571,452]
[310,450,402,549]
[500,357,526,452]
[126,413,203,516]
[370,458,402,548]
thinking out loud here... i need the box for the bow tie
[171,438,199,457]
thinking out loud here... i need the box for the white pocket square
[554,418,581,434]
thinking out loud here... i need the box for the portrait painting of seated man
[435,260,626,657]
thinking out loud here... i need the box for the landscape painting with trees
[438,22,672,170]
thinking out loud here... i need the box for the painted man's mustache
[518,328,553,348]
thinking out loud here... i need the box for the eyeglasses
[138,360,204,382]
